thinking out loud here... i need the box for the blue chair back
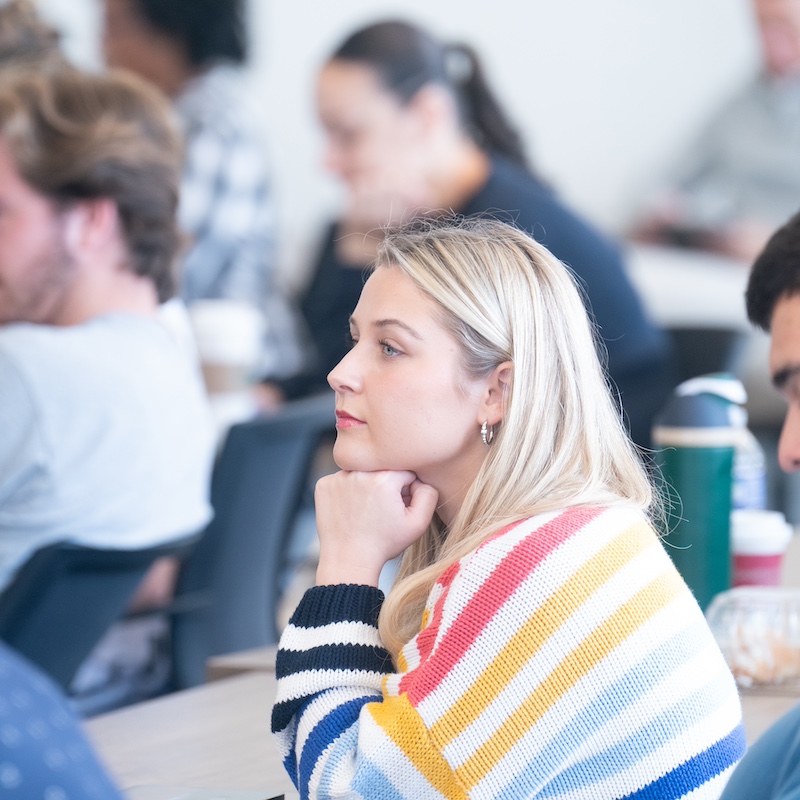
[169,391,335,688]
[0,536,197,691]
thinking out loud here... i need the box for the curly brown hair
[0,66,184,301]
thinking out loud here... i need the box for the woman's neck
[427,136,491,212]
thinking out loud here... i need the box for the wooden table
[85,650,800,800]
[740,690,800,744]
[206,645,278,682]
[85,672,298,799]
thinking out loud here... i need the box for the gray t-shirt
[0,313,215,591]
[667,72,800,228]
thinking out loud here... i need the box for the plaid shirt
[175,63,304,378]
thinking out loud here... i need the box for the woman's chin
[332,442,402,473]
[332,442,370,472]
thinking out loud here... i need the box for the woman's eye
[345,330,357,349]
[380,341,400,357]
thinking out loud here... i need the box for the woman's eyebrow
[372,318,423,340]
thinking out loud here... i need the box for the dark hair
[746,211,800,331]
[0,66,183,301]
[129,0,246,66]
[332,19,529,170]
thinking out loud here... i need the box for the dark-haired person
[719,703,800,799]
[0,66,213,593]
[266,19,676,449]
[745,210,800,472]
[102,0,303,380]
[716,212,800,799]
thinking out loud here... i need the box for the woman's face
[316,60,426,188]
[328,266,490,495]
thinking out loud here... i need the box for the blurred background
[33,0,758,291]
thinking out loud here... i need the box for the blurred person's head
[0,0,63,68]
[318,19,527,192]
[0,66,183,325]
[334,216,650,653]
[753,0,800,77]
[747,211,800,471]
[102,0,245,97]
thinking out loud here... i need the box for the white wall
[33,0,760,289]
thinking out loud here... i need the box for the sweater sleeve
[272,583,469,800]
[272,507,745,800]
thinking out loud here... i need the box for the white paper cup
[731,509,793,587]
[188,300,263,393]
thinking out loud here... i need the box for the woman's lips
[335,411,365,428]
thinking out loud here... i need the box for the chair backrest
[0,537,197,691]
[169,390,335,688]
[669,326,748,385]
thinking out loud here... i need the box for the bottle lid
[676,373,747,405]
[653,373,745,446]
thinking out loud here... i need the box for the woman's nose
[328,345,361,393]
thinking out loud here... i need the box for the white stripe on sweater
[280,620,384,652]
[419,527,666,729]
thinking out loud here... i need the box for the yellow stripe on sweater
[429,520,656,747]
[368,693,468,800]
[456,569,685,790]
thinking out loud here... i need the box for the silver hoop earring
[481,420,494,446]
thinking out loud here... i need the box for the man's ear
[480,361,513,427]
[62,197,120,256]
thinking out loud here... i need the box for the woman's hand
[314,470,439,587]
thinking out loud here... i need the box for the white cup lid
[731,509,793,555]
[188,299,264,365]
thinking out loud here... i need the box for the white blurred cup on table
[188,299,264,439]
[731,509,793,588]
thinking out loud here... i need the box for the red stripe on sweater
[399,506,604,703]
[413,522,519,666]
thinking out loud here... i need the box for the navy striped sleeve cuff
[288,583,385,629]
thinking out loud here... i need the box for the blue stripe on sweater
[622,725,746,800]
[538,691,744,799]
[316,723,409,800]
[298,695,374,798]
[351,759,409,800]
[495,621,739,797]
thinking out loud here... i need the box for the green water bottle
[652,374,743,610]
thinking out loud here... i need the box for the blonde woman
[272,217,744,800]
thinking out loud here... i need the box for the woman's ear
[407,84,456,137]
[480,361,512,426]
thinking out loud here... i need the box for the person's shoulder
[0,322,68,372]
[434,506,657,635]
[475,154,554,211]
[0,321,56,346]
[482,505,649,550]
[452,506,653,586]
[474,156,614,248]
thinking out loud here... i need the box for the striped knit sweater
[272,505,745,799]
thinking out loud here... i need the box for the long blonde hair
[376,217,653,657]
